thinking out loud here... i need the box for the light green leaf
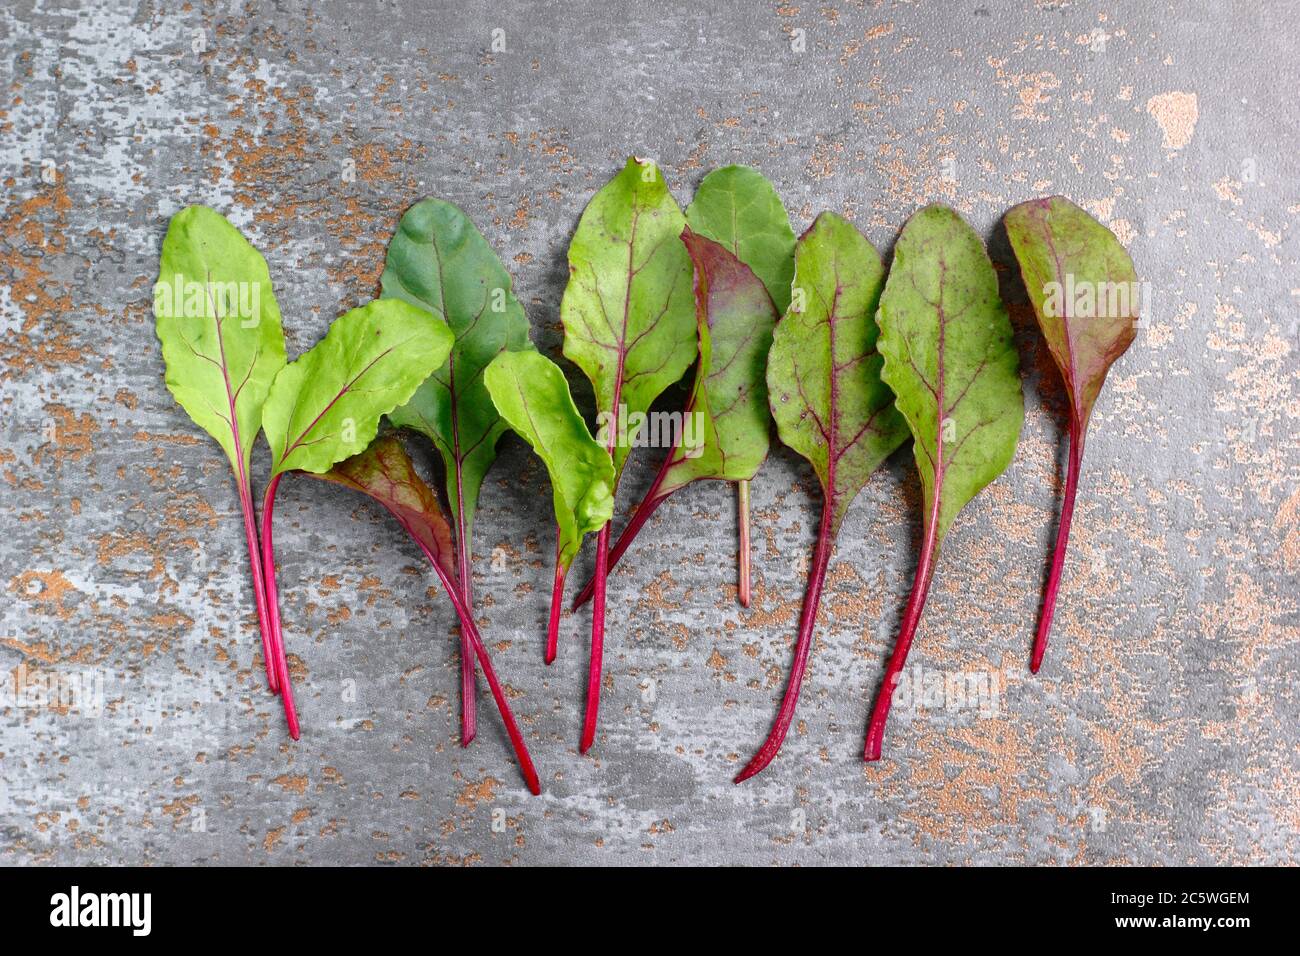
[767,212,909,534]
[484,351,615,571]
[154,205,286,474]
[686,164,796,314]
[154,205,287,693]
[560,157,697,480]
[876,204,1024,544]
[382,198,534,566]
[262,299,453,477]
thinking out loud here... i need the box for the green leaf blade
[766,211,908,532]
[560,157,697,479]
[484,351,615,570]
[1004,196,1138,432]
[154,205,287,695]
[686,165,797,315]
[876,203,1024,544]
[735,211,907,782]
[262,299,453,477]
[154,205,286,472]
[382,198,534,547]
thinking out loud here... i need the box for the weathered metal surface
[1,0,1295,865]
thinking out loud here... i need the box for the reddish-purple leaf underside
[309,436,541,795]
[570,228,778,612]
[1004,196,1138,672]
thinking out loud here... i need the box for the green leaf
[864,205,1024,761]
[767,211,909,534]
[154,205,286,474]
[262,299,453,477]
[686,164,796,314]
[257,302,451,744]
[153,204,287,694]
[734,211,908,784]
[560,157,698,752]
[876,203,1024,545]
[560,157,697,480]
[483,351,615,571]
[658,228,779,491]
[1004,196,1138,433]
[684,165,794,609]
[382,198,534,565]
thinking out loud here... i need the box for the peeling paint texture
[1,1,1297,866]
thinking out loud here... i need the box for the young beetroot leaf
[570,227,778,613]
[683,166,795,604]
[557,158,697,752]
[863,205,1024,762]
[308,435,541,794]
[382,199,533,744]
[482,351,614,665]
[1004,197,1138,672]
[153,206,286,694]
[734,212,908,783]
[259,299,453,737]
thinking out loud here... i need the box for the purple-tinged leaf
[1004,196,1139,672]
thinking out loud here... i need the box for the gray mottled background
[1,0,1296,866]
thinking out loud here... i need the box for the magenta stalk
[1031,418,1084,673]
[545,536,565,665]
[408,524,541,796]
[733,504,834,783]
[238,474,279,694]
[862,513,941,762]
[579,522,610,754]
[454,511,477,746]
[259,473,300,740]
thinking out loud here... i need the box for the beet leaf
[686,165,796,314]
[685,166,794,605]
[864,204,1024,761]
[559,157,697,752]
[259,299,454,737]
[482,351,614,664]
[571,228,778,611]
[153,206,286,694]
[307,435,541,794]
[382,198,534,744]
[1004,196,1138,673]
[734,212,908,783]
